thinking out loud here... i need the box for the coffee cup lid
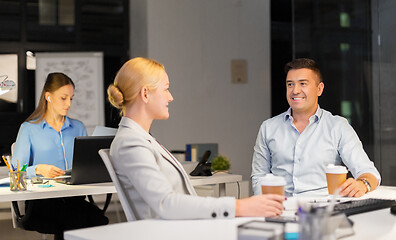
[260,174,286,186]
[326,164,348,174]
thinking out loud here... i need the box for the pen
[21,164,27,172]
[2,156,22,189]
[309,199,340,203]
[2,156,12,172]
[16,160,20,182]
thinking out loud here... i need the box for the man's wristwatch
[357,178,371,193]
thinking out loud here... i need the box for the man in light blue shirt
[251,58,380,197]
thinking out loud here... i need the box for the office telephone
[189,150,212,176]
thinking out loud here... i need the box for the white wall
[130,0,271,184]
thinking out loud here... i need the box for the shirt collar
[119,117,155,142]
[41,116,72,130]
[284,105,323,123]
[285,108,292,121]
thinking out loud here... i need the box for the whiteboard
[35,52,104,134]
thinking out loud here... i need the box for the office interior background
[0,0,394,187]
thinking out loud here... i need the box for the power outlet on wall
[231,59,247,84]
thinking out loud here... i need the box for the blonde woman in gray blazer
[107,57,285,220]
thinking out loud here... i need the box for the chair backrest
[98,149,137,221]
[11,142,15,155]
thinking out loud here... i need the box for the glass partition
[372,0,396,185]
[272,0,396,185]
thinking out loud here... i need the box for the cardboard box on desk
[185,143,218,163]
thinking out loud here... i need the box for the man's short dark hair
[284,58,323,83]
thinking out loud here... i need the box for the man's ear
[141,87,149,103]
[317,82,324,97]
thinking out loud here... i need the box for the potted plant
[211,155,230,173]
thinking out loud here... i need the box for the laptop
[56,136,114,185]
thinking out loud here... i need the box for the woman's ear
[45,92,50,102]
[141,87,149,103]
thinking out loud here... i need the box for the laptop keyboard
[332,198,396,216]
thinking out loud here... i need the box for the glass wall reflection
[272,0,396,185]
[292,0,373,156]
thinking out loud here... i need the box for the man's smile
[291,97,305,100]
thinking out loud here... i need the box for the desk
[0,173,242,202]
[0,182,116,203]
[64,186,396,240]
[64,209,396,240]
[190,173,242,196]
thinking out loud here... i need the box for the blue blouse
[12,116,87,178]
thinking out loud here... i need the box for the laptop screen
[70,136,114,185]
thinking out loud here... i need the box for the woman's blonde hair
[107,57,165,115]
[26,72,75,123]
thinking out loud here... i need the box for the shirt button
[211,212,217,218]
[223,211,229,217]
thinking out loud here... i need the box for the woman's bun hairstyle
[107,84,124,109]
[107,57,165,116]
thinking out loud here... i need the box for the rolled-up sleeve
[337,118,381,185]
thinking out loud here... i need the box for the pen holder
[10,171,27,191]
[299,209,335,240]
[298,207,354,240]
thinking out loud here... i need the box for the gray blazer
[110,117,235,220]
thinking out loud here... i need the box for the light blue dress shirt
[251,106,381,196]
[12,116,87,178]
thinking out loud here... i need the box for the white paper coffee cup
[325,164,348,194]
[260,174,286,195]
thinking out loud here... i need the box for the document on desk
[92,126,117,136]
[363,186,396,199]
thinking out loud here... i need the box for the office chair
[99,149,137,221]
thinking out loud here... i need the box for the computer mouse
[31,177,43,184]
[391,205,396,215]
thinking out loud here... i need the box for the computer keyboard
[332,198,396,216]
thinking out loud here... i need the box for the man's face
[286,68,324,115]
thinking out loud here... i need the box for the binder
[185,143,218,162]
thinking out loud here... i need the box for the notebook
[56,136,114,185]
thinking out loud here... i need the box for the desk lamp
[0,75,16,96]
